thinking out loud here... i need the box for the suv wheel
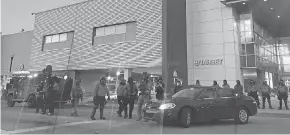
[179,108,192,128]
[7,95,15,107]
[235,107,249,124]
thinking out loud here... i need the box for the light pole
[9,53,14,73]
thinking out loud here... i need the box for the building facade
[2,0,288,93]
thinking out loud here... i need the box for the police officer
[246,80,260,109]
[91,77,110,120]
[123,77,138,119]
[71,80,83,116]
[222,80,230,88]
[234,80,243,95]
[260,81,273,109]
[276,80,289,110]
[195,80,201,86]
[137,73,151,121]
[35,82,45,114]
[116,79,126,117]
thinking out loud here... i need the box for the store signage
[195,59,223,66]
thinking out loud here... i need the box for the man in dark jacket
[155,78,164,101]
[260,81,273,109]
[276,80,289,110]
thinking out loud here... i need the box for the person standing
[155,78,164,101]
[47,76,59,116]
[91,77,110,120]
[234,80,243,95]
[195,80,201,86]
[71,80,83,116]
[276,80,289,110]
[222,80,230,88]
[123,77,138,119]
[212,81,221,89]
[35,82,45,114]
[174,80,182,94]
[116,79,126,117]
[246,80,260,109]
[260,81,273,109]
[137,73,151,121]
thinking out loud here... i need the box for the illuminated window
[116,24,126,34]
[95,27,105,37]
[52,35,60,42]
[59,33,67,41]
[45,36,52,43]
[105,26,116,35]
[45,33,68,43]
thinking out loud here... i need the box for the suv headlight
[159,103,176,110]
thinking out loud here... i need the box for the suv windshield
[172,88,202,98]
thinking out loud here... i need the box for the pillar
[124,68,133,81]
[162,0,188,95]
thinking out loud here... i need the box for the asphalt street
[1,101,290,134]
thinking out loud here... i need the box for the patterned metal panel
[30,0,162,71]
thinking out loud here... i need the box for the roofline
[1,30,33,36]
[31,0,93,15]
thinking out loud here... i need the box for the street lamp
[9,53,14,73]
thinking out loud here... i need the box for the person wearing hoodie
[116,79,126,117]
[260,81,273,109]
[276,80,289,110]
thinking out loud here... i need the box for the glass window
[282,56,290,64]
[172,89,198,98]
[95,28,105,37]
[51,35,60,42]
[246,44,255,55]
[199,90,217,99]
[105,26,116,35]
[59,33,67,41]
[247,55,256,67]
[115,24,126,34]
[240,56,247,67]
[45,36,52,43]
[218,88,235,97]
[240,44,246,55]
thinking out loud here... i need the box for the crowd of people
[193,79,289,110]
[34,72,289,122]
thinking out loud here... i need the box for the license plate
[146,109,158,113]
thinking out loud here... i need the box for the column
[124,68,133,81]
